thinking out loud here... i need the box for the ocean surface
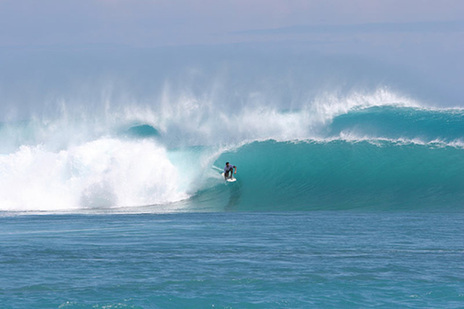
[0,47,463,307]
[1,212,463,308]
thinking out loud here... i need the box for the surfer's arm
[234,166,237,174]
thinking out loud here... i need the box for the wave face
[202,139,464,212]
[1,104,463,214]
[0,48,463,214]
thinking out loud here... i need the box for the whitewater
[1,86,463,214]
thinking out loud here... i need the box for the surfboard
[221,173,237,182]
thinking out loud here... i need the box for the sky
[0,0,462,48]
[0,0,463,107]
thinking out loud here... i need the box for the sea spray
[0,139,188,211]
[1,46,463,213]
[1,98,463,213]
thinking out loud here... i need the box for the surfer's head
[226,162,229,166]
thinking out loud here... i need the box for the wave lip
[327,105,464,145]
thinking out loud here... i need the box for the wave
[328,105,464,144]
[0,91,463,214]
[196,139,464,212]
[0,139,190,212]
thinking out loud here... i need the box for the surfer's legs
[224,171,230,179]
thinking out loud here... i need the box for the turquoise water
[1,105,463,307]
[209,139,464,212]
[1,51,464,308]
[1,212,463,308]
[1,106,463,213]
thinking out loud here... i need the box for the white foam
[307,87,421,125]
[0,138,189,212]
[25,86,425,150]
[1,86,452,213]
[303,132,464,149]
[109,88,398,146]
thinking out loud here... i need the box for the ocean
[0,47,463,307]
[1,212,463,308]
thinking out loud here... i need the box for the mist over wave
[0,46,463,213]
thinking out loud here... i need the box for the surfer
[224,162,237,179]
